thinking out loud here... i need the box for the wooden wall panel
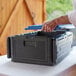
[25,0,44,24]
[0,0,46,55]
[0,0,18,34]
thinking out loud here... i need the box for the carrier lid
[37,30,66,38]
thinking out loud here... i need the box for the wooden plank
[0,0,46,55]
[0,0,46,39]
[0,0,2,30]
[0,0,34,55]
[24,0,44,24]
[24,0,36,24]
[0,0,23,37]
[0,0,18,34]
[42,0,47,22]
[0,0,23,55]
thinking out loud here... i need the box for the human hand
[42,20,57,32]
[41,15,70,32]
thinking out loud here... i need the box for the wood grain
[0,0,46,55]
[0,0,18,34]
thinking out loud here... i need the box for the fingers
[42,20,56,32]
[41,25,46,32]
[46,25,51,32]
[42,25,52,32]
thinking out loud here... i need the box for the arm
[42,15,71,32]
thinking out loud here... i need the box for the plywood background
[0,0,46,55]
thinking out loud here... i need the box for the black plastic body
[7,31,73,66]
